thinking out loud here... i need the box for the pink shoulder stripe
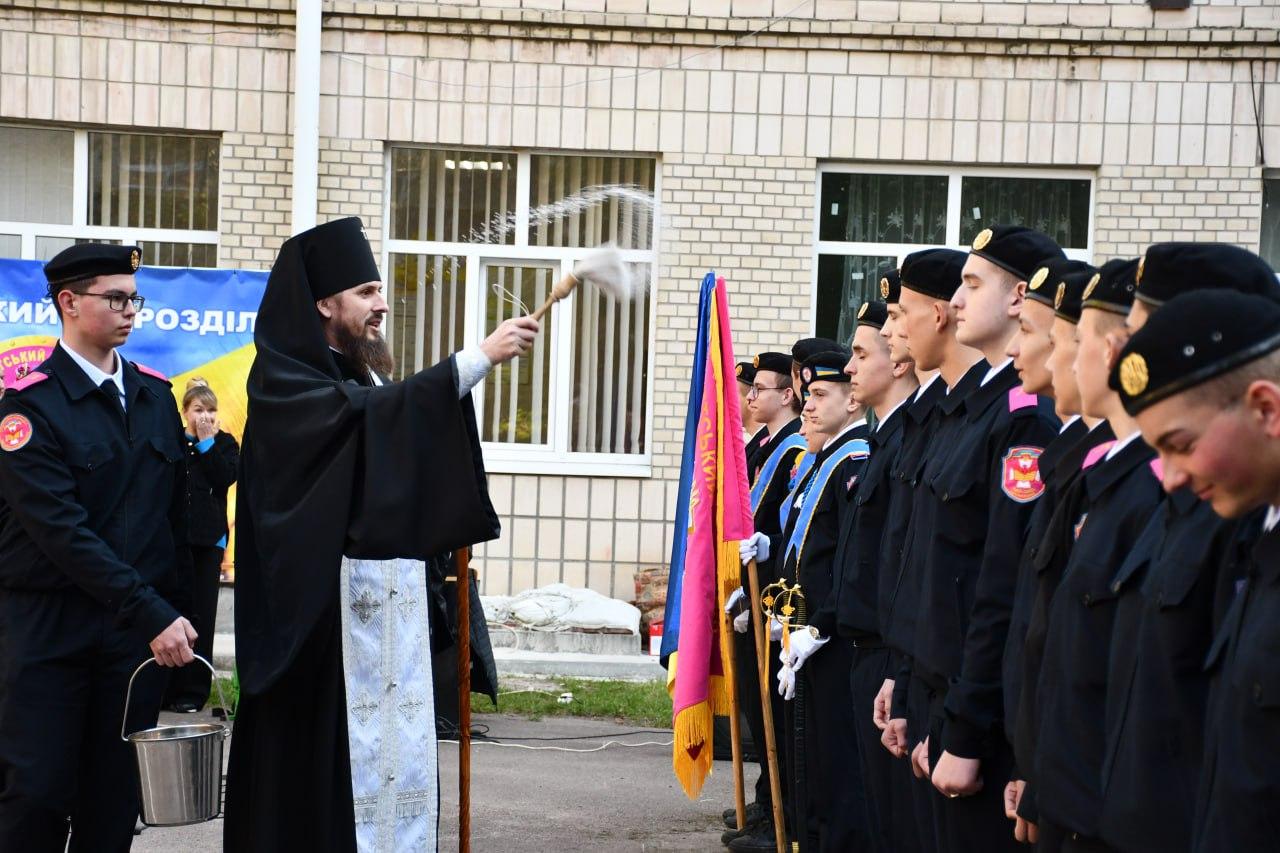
[8,371,48,392]
[1082,441,1115,471]
[1008,386,1038,412]
[1149,458,1164,483]
[133,362,169,382]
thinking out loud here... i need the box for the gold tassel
[672,701,714,800]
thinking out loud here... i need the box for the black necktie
[99,379,125,418]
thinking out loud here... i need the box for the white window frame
[0,125,220,263]
[382,147,660,478]
[812,162,1096,330]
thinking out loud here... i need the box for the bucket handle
[120,654,228,742]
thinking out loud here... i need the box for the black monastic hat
[1135,242,1280,307]
[969,225,1065,282]
[1111,290,1280,415]
[296,217,382,301]
[900,248,967,301]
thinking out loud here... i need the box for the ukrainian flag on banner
[661,272,755,799]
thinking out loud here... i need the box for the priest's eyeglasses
[78,291,146,312]
[747,383,790,398]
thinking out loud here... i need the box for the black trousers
[0,589,168,853]
[799,638,874,853]
[925,688,1021,853]
[905,671,941,853]
[849,645,922,853]
[165,545,223,706]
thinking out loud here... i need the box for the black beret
[792,337,841,364]
[735,362,756,385]
[877,266,902,304]
[1052,263,1098,324]
[900,248,967,301]
[44,243,142,295]
[799,349,851,396]
[969,225,1066,282]
[856,301,888,330]
[1026,258,1095,310]
[1110,290,1280,416]
[1135,242,1280,307]
[753,352,792,376]
[296,216,381,301]
[1082,258,1139,316]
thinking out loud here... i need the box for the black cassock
[223,233,500,853]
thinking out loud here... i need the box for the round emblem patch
[880,277,890,299]
[752,354,760,369]
[1054,282,1066,310]
[1119,352,1149,397]
[801,367,812,383]
[129,249,141,272]
[857,302,869,319]
[735,364,743,377]
[972,228,993,251]
[1028,267,1048,291]
[0,413,33,452]
[1082,273,1101,302]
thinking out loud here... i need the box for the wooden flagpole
[455,549,472,853]
[721,599,747,830]
[749,560,786,853]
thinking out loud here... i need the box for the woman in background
[165,377,239,712]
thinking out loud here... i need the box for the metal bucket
[121,655,230,827]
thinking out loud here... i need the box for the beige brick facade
[1,0,1277,598]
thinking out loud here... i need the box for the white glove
[769,616,784,642]
[777,661,796,700]
[724,587,745,615]
[785,627,828,672]
[733,610,750,633]
[739,532,770,566]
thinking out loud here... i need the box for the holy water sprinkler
[530,244,633,321]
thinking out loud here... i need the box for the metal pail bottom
[122,655,230,826]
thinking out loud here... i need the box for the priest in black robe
[223,217,537,852]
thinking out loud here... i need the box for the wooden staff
[455,549,472,853]
[749,561,787,853]
[720,596,747,830]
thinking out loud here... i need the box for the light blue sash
[750,434,808,516]
[778,451,817,529]
[783,439,870,565]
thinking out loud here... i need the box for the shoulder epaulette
[1008,386,1038,412]
[5,371,49,394]
[1149,458,1164,483]
[132,362,170,384]
[1082,441,1115,471]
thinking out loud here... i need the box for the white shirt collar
[876,397,908,432]
[822,418,866,451]
[914,373,940,401]
[981,357,1013,387]
[1264,505,1280,532]
[61,339,125,405]
[1059,414,1081,435]
[1104,428,1145,462]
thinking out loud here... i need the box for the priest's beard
[334,317,395,379]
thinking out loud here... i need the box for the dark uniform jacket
[1098,493,1260,853]
[0,343,189,639]
[752,418,804,539]
[912,362,1059,758]
[1013,421,1115,821]
[835,400,908,641]
[1032,435,1163,837]
[887,366,984,719]
[777,423,870,637]
[1001,416,1091,752]
[184,430,239,547]
[1192,521,1280,852]
[745,424,772,479]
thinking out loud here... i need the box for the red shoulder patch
[132,362,169,383]
[0,413,33,452]
[1002,446,1045,503]
[1082,441,1115,471]
[6,371,48,393]
[1008,386,1038,412]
